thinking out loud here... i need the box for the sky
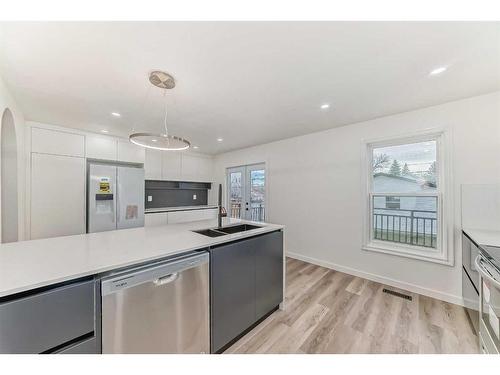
[373,140,436,173]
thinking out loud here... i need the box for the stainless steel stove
[476,244,500,354]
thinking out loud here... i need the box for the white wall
[214,91,500,304]
[0,76,26,241]
[1,109,19,242]
[461,184,500,231]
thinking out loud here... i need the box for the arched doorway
[1,108,18,243]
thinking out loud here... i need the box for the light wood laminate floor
[225,258,479,354]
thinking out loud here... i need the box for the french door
[226,163,266,222]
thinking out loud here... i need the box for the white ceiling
[0,22,499,154]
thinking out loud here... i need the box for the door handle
[153,272,179,286]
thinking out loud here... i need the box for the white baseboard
[286,251,465,307]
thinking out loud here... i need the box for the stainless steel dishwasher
[101,251,209,354]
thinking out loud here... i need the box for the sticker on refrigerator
[99,177,111,194]
[125,205,138,220]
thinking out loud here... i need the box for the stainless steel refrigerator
[87,161,145,233]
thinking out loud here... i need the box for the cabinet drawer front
[168,209,217,224]
[0,280,95,354]
[56,337,97,354]
[144,212,168,227]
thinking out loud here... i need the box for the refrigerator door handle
[112,179,116,223]
[115,180,119,225]
[113,174,120,229]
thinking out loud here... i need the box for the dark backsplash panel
[145,180,211,209]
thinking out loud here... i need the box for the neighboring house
[372,173,437,244]
[373,173,436,212]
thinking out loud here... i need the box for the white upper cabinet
[145,148,214,182]
[31,127,85,157]
[181,154,213,181]
[117,139,145,164]
[86,135,117,161]
[196,155,213,181]
[162,152,182,180]
[180,154,198,180]
[144,148,162,180]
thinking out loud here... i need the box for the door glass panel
[249,169,265,222]
[227,164,266,222]
[229,172,243,219]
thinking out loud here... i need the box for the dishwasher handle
[101,252,209,296]
[153,272,179,286]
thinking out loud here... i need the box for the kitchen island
[0,218,284,354]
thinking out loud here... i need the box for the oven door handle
[475,255,500,288]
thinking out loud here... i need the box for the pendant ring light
[129,71,191,151]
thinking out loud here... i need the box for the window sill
[362,240,453,266]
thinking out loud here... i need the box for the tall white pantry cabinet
[30,128,87,239]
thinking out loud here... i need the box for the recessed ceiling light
[429,66,448,76]
[320,104,330,109]
[151,139,157,142]
[217,138,223,142]
[111,112,121,117]
[193,145,199,149]
[101,129,109,133]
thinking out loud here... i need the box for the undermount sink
[192,224,263,237]
[216,224,262,234]
[192,228,227,237]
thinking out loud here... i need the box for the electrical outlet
[193,194,197,200]
[147,195,153,202]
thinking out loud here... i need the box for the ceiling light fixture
[193,145,199,149]
[111,112,121,117]
[320,104,330,109]
[129,71,190,151]
[217,138,223,142]
[101,129,109,133]
[429,66,448,76]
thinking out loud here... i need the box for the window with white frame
[363,132,451,264]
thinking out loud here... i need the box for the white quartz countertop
[0,218,283,298]
[463,228,500,247]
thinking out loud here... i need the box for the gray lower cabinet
[0,278,98,354]
[210,237,256,353]
[210,230,283,353]
[255,231,284,320]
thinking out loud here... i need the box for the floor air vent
[383,288,412,301]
